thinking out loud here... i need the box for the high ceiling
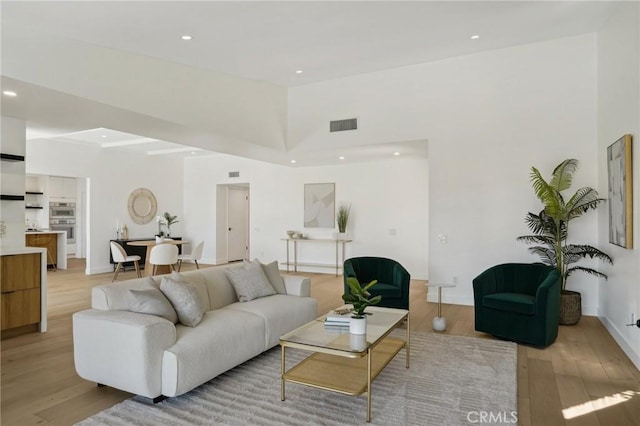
[1,1,618,163]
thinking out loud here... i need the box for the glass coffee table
[279,306,409,422]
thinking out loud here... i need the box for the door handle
[228,228,232,231]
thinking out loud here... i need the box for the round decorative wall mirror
[127,187,157,224]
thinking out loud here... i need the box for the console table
[281,238,352,276]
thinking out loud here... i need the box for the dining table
[126,239,190,276]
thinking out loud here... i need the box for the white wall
[26,139,183,274]
[289,34,600,308]
[596,2,640,369]
[0,116,27,248]
[183,154,428,279]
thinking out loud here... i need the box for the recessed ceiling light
[470,35,480,40]
[100,134,108,138]
[190,151,196,155]
[2,90,17,97]
[181,35,193,41]
[295,70,303,74]
[290,160,297,164]
[339,156,345,160]
[394,152,400,156]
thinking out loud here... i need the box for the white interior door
[227,187,249,262]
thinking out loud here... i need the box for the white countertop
[25,231,67,235]
[1,246,47,256]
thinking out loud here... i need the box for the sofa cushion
[224,294,318,348]
[170,270,211,311]
[483,293,536,315]
[258,259,287,294]
[225,261,275,302]
[160,277,206,327]
[161,309,266,397]
[128,288,178,323]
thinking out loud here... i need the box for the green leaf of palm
[550,159,578,192]
[565,187,604,221]
[530,167,564,218]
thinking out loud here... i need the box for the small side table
[425,283,456,331]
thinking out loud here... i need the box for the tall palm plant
[518,159,612,290]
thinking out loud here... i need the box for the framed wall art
[304,183,335,228]
[607,134,633,248]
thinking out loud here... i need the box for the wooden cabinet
[1,253,41,331]
[26,233,57,267]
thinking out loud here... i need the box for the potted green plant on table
[342,277,381,334]
[517,159,612,324]
[163,212,179,237]
[336,204,351,239]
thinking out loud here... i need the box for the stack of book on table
[324,307,353,331]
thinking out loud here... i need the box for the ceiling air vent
[330,118,358,132]
[228,171,240,178]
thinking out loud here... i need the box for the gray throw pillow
[128,288,178,324]
[226,261,275,302]
[252,259,286,294]
[160,277,206,327]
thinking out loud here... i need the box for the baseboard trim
[86,265,115,275]
[598,314,640,371]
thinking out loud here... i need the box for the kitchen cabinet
[26,233,58,268]
[49,176,76,199]
[1,253,41,332]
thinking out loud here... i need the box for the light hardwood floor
[1,259,639,425]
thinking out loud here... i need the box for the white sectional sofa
[73,261,317,401]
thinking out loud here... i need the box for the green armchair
[343,257,410,310]
[473,263,561,347]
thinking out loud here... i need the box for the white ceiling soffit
[51,128,208,157]
[2,1,616,87]
[1,2,617,166]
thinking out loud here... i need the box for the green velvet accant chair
[343,257,410,310]
[473,263,561,347]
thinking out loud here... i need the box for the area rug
[77,332,517,425]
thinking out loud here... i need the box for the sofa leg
[97,383,106,387]
[152,395,167,404]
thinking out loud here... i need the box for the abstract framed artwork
[304,183,335,228]
[607,134,633,248]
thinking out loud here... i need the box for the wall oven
[50,202,76,219]
[50,219,76,243]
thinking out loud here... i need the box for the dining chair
[149,244,179,275]
[110,241,141,281]
[177,240,204,271]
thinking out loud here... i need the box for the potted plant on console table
[342,277,381,334]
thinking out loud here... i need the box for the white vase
[155,236,164,243]
[349,316,367,335]
[337,231,348,240]
[349,333,367,351]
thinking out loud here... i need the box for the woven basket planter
[559,290,581,325]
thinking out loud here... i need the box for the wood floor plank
[1,258,639,426]
[528,358,566,426]
[555,374,601,426]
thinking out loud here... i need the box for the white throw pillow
[170,270,211,311]
[128,288,178,324]
[160,277,206,327]
[248,259,286,295]
[226,261,275,302]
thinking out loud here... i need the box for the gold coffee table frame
[279,307,409,422]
